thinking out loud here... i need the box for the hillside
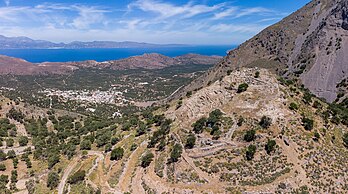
[0,68,347,193]
[173,0,348,103]
[0,53,222,75]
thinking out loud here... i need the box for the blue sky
[0,0,311,45]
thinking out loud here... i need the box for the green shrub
[302,117,314,131]
[47,171,59,189]
[186,91,193,98]
[0,163,6,171]
[265,139,276,154]
[259,116,272,129]
[140,152,154,168]
[80,139,92,150]
[192,117,207,134]
[110,147,124,161]
[18,136,29,146]
[185,133,196,149]
[169,144,182,163]
[246,145,256,160]
[237,83,249,93]
[68,170,86,184]
[237,117,244,126]
[289,102,298,111]
[313,132,320,141]
[254,71,260,78]
[244,129,256,142]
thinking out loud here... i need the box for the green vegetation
[111,147,124,161]
[254,71,260,78]
[0,164,6,171]
[68,170,86,184]
[141,152,154,168]
[343,133,348,148]
[237,117,244,126]
[259,116,272,129]
[169,144,183,163]
[289,102,298,111]
[18,136,29,146]
[302,117,314,131]
[192,117,207,134]
[237,83,249,93]
[185,133,196,149]
[80,139,92,150]
[0,118,16,137]
[47,171,59,189]
[246,145,256,160]
[265,139,276,154]
[244,129,256,142]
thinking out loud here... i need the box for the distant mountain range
[0,53,222,75]
[0,35,185,49]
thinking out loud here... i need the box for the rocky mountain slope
[173,0,348,103]
[1,68,347,194]
[0,53,222,75]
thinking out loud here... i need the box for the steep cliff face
[300,0,348,102]
[174,0,347,103]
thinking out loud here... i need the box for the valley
[0,0,348,193]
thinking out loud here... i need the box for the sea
[0,45,235,63]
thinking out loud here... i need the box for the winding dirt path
[58,156,80,194]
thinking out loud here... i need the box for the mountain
[1,67,347,193]
[174,0,348,103]
[0,53,222,75]
[0,35,185,49]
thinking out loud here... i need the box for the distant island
[0,35,186,49]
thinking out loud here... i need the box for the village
[39,88,132,106]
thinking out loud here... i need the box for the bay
[0,45,235,63]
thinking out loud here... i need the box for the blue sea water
[0,46,235,63]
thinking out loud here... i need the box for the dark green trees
[302,117,314,131]
[192,117,206,134]
[47,171,59,189]
[140,152,154,168]
[265,139,277,154]
[244,129,256,142]
[80,139,92,150]
[68,170,86,184]
[110,147,124,161]
[18,136,29,146]
[169,144,182,163]
[185,133,196,149]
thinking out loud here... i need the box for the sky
[0,0,311,45]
